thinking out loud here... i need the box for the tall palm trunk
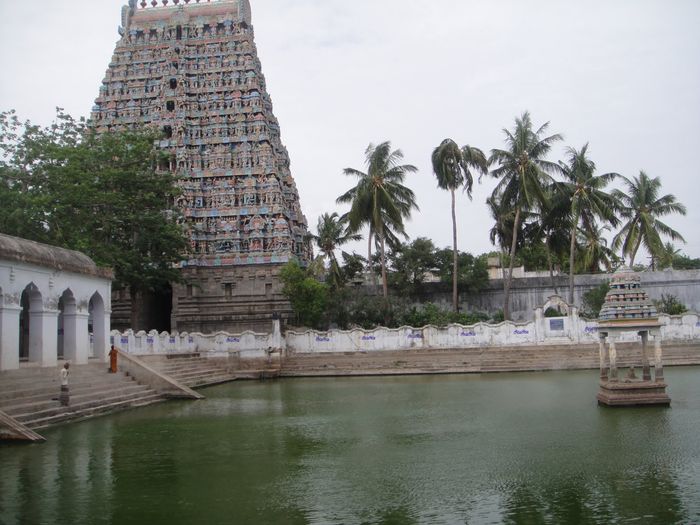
[503,207,522,321]
[367,230,377,293]
[451,188,459,312]
[546,240,559,296]
[630,235,643,267]
[379,226,388,299]
[568,218,578,304]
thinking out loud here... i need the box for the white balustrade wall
[110,329,273,360]
[111,312,700,357]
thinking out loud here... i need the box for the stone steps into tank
[0,364,165,435]
[28,393,166,431]
[281,343,700,376]
[2,384,154,417]
[143,357,239,389]
[0,374,133,401]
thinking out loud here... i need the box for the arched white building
[0,234,113,371]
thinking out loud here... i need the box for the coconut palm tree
[558,144,619,303]
[336,141,419,298]
[657,242,681,270]
[486,194,513,254]
[487,112,563,320]
[612,171,687,267]
[431,139,488,311]
[577,224,616,274]
[310,212,361,289]
[527,183,571,295]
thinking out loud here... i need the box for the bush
[394,303,490,328]
[544,307,564,318]
[491,310,505,323]
[654,294,688,316]
[344,295,390,329]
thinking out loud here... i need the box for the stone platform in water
[597,380,671,407]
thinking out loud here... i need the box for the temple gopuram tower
[92,0,311,332]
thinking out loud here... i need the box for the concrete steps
[3,384,153,417]
[281,342,700,377]
[0,363,165,434]
[144,356,238,389]
[0,375,136,402]
[29,393,165,430]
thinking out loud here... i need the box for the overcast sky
[1,0,698,261]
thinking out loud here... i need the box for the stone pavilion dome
[599,267,658,323]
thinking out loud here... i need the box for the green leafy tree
[337,141,419,299]
[581,282,610,319]
[431,139,488,311]
[612,171,687,266]
[558,144,619,303]
[387,237,437,296]
[487,112,563,320]
[434,249,489,294]
[670,253,700,270]
[341,252,367,282]
[279,261,329,329]
[0,109,188,329]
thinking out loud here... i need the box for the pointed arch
[542,295,571,316]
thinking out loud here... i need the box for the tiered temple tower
[92,0,311,332]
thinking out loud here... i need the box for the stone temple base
[597,380,671,407]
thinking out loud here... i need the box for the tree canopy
[0,109,188,296]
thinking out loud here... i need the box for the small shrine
[596,267,670,407]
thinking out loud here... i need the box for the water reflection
[1,420,115,525]
[0,368,699,525]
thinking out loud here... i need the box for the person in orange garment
[109,345,119,373]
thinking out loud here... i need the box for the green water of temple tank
[1,368,700,525]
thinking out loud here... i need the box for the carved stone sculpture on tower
[92,0,311,332]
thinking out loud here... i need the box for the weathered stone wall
[401,270,700,321]
[171,264,292,333]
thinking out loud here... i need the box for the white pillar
[534,307,545,343]
[640,331,651,381]
[598,334,608,381]
[654,335,664,382]
[63,312,90,365]
[0,304,22,371]
[609,338,618,381]
[570,306,581,343]
[29,310,59,368]
[92,312,111,363]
